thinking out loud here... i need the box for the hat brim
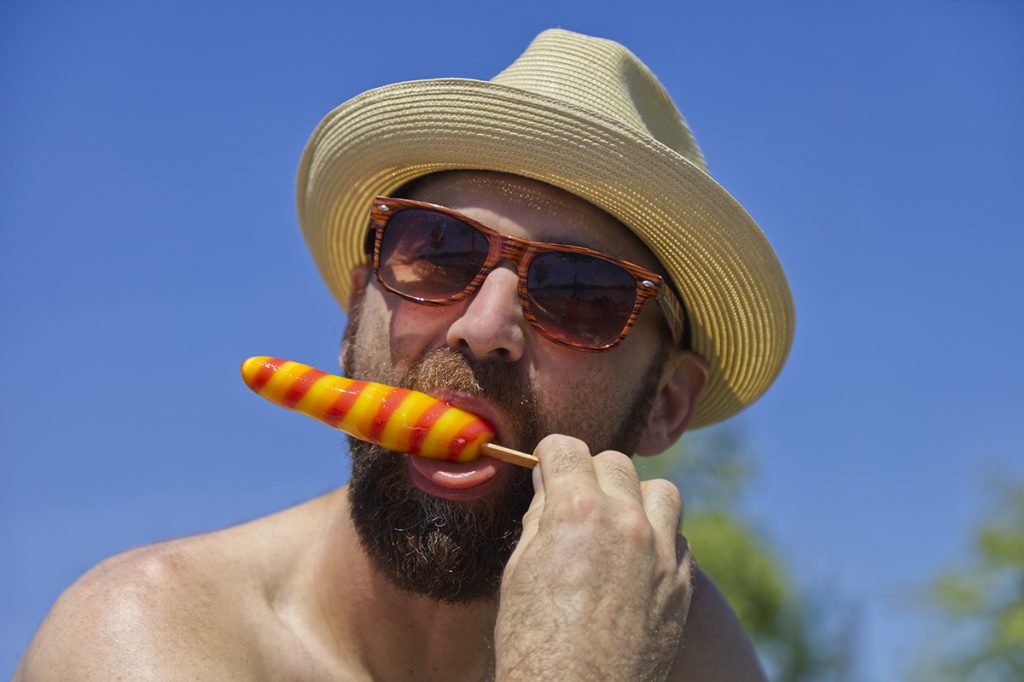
[297,78,794,429]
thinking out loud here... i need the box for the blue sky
[2,0,1022,678]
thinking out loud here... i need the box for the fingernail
[532,464,544,493]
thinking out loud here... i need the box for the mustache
[404,346,521,394]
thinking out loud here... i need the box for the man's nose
[446,266,526,362]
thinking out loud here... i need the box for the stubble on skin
[340,286,668,603]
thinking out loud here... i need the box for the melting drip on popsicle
[240,356,538,467]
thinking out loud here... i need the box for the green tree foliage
[638,427,855,682]
[915,475,1024,681]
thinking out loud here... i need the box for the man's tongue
[406,455,500,490]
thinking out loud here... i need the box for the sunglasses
[365,196,686,352]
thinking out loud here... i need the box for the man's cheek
[388,303,457,368]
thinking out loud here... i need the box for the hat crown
[491,29,707,172]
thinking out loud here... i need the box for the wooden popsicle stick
[482,442,539,469]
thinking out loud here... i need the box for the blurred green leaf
[686,510,789,636]
[916,474,1024,681]
[931,574,987,615]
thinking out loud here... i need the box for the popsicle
[241,356,538,468]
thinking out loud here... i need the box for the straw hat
[297,28,794,429]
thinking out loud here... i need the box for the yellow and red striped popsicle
[241,357,537,468]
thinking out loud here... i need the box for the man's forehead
[400,170,666,274]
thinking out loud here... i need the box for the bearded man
[17,29,793,681]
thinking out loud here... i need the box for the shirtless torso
[16,481,764,681]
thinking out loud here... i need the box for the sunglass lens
[378,209,489,300]
[526,251,637,348]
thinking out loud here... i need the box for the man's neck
[295,486,500,681]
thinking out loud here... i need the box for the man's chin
[347,438,533,603]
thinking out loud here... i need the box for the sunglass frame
[367,196,685,352]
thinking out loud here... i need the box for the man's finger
[516,463,547,549]
[640,478,684,556]
[593,450,643,503]
[533,434,597,486]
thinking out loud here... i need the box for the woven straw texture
[296,29,795,428]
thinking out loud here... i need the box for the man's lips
[406,455,508,500]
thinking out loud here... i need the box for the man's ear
[635,350,709,456]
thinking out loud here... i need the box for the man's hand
[494,434,693,681]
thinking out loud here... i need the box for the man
[17,29,793,680]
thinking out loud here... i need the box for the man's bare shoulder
[669,566,768,682]
[15,491,339,681]
[15,541,254,680]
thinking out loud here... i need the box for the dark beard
[341,295,667,603]
[345,344,537,603]
[347,435,534,603]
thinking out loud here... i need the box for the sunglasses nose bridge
[493,235,532,279]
